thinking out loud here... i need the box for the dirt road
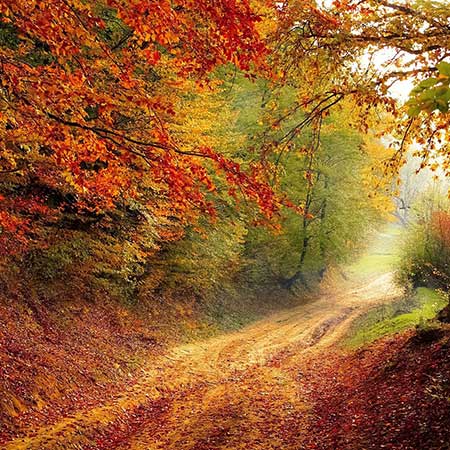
[4,267,401,450]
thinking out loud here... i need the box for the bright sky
[364,48,416,103]
[314,0,433,103]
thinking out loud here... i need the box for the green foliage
[95,4,135,52]
[159,217,248,295]
[0,21,18,49]
[0,19,54,66]
[226,76,385,287]
[397,192,450,289]
[29,235,90,281]
[407,62,450,116]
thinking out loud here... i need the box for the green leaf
[435,86,450,96]
[436,98,449,113]
[407,105,421,117]
[419,89,437,101]
[418,77,439,89]
[437,61,450,77]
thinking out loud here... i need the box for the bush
[397,198,450,290]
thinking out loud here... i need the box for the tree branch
[46,112,213,161]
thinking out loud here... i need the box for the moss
[344,287,448,348]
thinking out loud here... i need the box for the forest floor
[3,228,450,450]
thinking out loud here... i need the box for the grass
[347,223,403,278]
[344,287,448,349]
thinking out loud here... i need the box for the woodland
[1,0,450,449]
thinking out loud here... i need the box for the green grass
[344,287,448,348]
[348,223,403,278]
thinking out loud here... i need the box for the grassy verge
[344,287,448,348]
[347,223,402,278]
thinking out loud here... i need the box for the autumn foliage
[431,211,450,249]
[2,1,450,448]
[0,0,280,253]
[300,331,450,450]
[398,204,450,291]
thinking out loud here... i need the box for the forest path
[4,229,402,450]
[119,271,401,450]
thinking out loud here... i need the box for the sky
[315,0,427,103]
[365,48,416,103]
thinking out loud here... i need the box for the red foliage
[83,399,171,450]
[0,195,57,255]
[0,0,277,252]
[431,211,450,248]
[300,332,450,450]
[0,271,165,445]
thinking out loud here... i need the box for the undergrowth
[344,287,448,348]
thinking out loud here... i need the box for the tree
[220,71,391,288]
[270,0,450,176]
[0,0,279,253]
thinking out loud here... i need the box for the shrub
[397,196,450,289]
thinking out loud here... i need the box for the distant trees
[192,73,394,291]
